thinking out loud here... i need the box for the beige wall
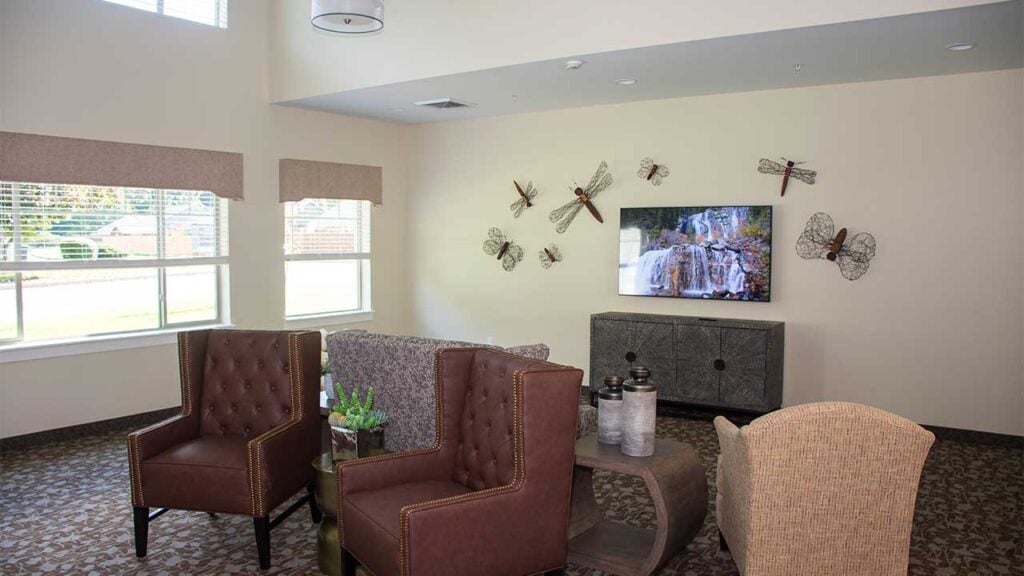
[268,0,997,101]
[0,0,412,437]
[406,70,1024,435]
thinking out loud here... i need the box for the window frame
[283,199,373,323]
[0,182,230,350]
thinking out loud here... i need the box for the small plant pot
[330,425,385,461]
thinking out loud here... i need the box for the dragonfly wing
[791,167,817,185]
[794,212,835,260]
[637,166,650,179]
[510,199,525,218]
[657,165,670,178]
[836,252,870,280]
[549,199,578,223]
[538,250,551,268]
[650,173,663,186]
[843,232,876,262]
[588,173,614,198]
[483,239,502,256]
[758,158,785,175]
[488,227,506,244]
[584,161,608,192]
[555,202,585,234]
[638,158,653,179]
[549,244,562,261]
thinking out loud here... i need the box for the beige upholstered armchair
[714,402,935,576]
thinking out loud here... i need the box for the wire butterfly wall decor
[482,227,524,271]
[637,157,670,186]
[758,157,817,196]
[796,212,877,280]
[549,161,613,233]
[538,244,562,269]
[510,180,537,218]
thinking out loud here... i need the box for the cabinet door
[719,328,768,410]
[673,324,721,403]
[591,318,675,389]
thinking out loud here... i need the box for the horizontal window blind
[284,199,371,260]
[1,182,228,271]
[104,0,228,28]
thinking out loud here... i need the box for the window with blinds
[284,199,371,318]
[104,0,229,28]
[0,182,228,344]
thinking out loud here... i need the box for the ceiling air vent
[414,98,474,110]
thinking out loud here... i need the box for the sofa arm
[248,419,318,517]
[401,487,564,576]
[336,448,451,497]
[127,414,198,506]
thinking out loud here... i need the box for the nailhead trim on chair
[246,333,305,518]
[335,348,449,550]
[396,368,527,576]
[128,332,195,507]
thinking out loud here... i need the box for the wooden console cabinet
[590,312,784,413]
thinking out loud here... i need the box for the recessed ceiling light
[388,107,404,112]
[946,42,976,51]
[565,60,585,70]
[615,78,637,85]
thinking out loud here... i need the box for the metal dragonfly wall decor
[538,244,562,269]
[758,157,817,196]
[549,161,613,233]
[795,212,876,280]
[482,227,524,272]
[510,180,537,218]
[637,157,670,186]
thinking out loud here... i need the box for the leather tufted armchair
[336,348,583,576]
[127,329,322,570]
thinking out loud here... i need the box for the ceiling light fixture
[565,60,585,70]
[311,0,384,34]
[615,78,637,85]
[945,42,976,51]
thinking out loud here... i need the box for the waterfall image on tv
[619,206,772,301]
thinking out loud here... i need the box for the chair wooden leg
[307,482,322,524]
[254,516,271,570]
[133,506,149,558]
[719,530,729,552]
[342,547,359,576]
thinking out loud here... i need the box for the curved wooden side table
[568,435,708,576]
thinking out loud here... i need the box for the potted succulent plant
[327,383,388,461]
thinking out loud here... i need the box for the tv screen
[619,206,772,301]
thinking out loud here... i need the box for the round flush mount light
[565,60,585,70]
[946,42,976,51]
[615,78,638,85]
[311,0,384,34]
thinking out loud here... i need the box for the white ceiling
[281,1,1023,124]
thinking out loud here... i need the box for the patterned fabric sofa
[328,331,597,453]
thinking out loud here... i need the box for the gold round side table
[312,453,340,576]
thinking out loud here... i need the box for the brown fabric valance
[0,131,244,199]
[279,158,382,205]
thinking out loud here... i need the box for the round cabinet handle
[625,351,637,363]
[714,358,726,371]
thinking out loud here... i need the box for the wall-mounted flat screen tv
[619,206,772,301]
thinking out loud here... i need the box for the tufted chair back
[452,356,518,490]
[199,330,297,438]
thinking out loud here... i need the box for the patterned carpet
[1,417,1021,576]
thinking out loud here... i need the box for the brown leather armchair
[127,329,322,570]
[336,348,583,576]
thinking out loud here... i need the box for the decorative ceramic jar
[621,366,657,457]
[597,375,624,445]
